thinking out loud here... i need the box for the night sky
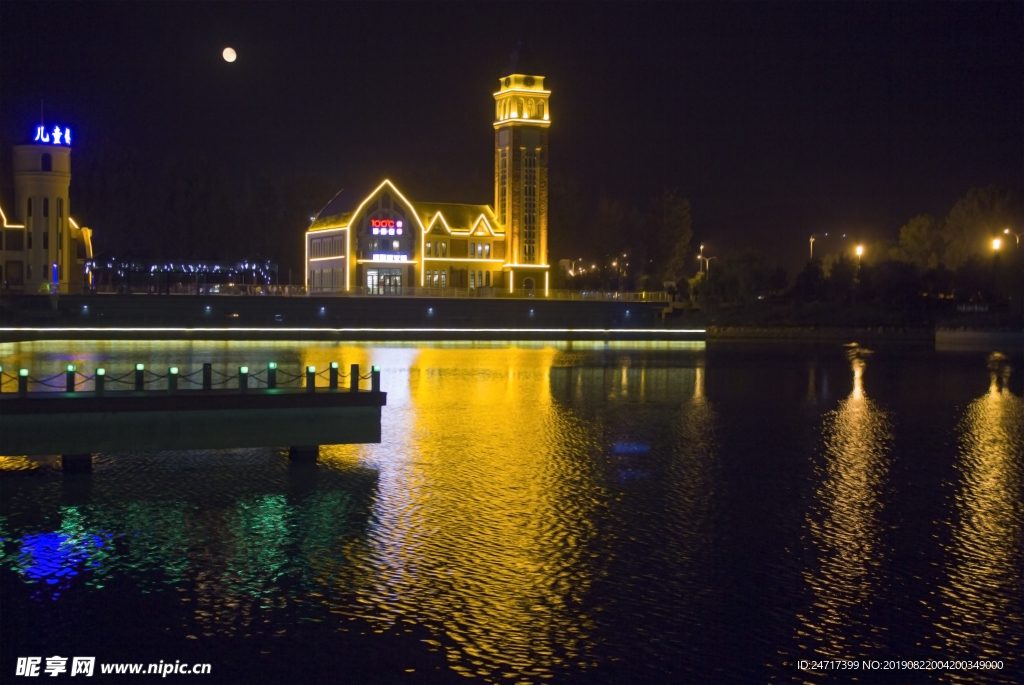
[2,1,1021,271]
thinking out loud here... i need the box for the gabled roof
[309,186,375,230]
[414,202,500,235]
[308,181,501,236]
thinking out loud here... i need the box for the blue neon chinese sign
[33,126,72,146]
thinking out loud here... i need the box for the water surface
[1,340,1021,683]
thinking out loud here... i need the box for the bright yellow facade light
[855,245,864,256]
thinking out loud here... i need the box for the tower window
[43,231,49,249]
[523,149,538,263]
[43,198,49,217]
[499,149,508,221]
[41,154,52,172]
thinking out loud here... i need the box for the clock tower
[494,70,550,291]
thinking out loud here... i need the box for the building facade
[306,69,550,295]
[0,125,94,293]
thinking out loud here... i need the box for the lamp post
[855,244,864,266]
[809,235,815,259]
[1004,228,1021,245]
[992,238,1002,251]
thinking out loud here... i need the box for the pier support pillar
[289,445,319,461]
[62,453,93,473]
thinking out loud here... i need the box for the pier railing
[0,362,381,396]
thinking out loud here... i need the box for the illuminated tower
[494,68,550,291]
[13,123,78,292]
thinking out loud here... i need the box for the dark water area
[1,340,1022,684]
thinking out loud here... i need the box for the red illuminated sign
[371,219,396,228]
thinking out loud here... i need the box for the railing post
[267,362,277,389]
[135,363,145,391]
[372,366,381,392]
[18,369,29,397]
[349,364,359,392]
[329,362,339,390]
[306,365,316,393]
[202,363,212,391]
[168,367,178,393]
[95,368,105,396]
[66,364,76,392]
[239,366,249,393]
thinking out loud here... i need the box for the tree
[892,214,941,269]
[942,187,1021,270]
[792,258,826,302]
[650,190,693,285]
[827,254,856,303]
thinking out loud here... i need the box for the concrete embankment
[705,325,934,343]
[0,294,702,342]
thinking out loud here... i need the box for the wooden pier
[0,363,386,471]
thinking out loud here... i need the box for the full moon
[222,47,236,62]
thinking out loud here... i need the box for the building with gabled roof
[305,66,550,296]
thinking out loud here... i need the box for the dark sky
[2,1,1021,270]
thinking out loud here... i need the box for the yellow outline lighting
[545,271,549,297]
[423,257,504,263]
[309,256,346,263]
[493,88,552,96]
[493,119,550,128]
[502,263,549,268]
[469,214,497,236]
[356,259,418,265]
[0,204,25,228]
[424,212,454,235]
[308,226,348,234]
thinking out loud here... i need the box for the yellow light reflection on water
[322,345,607,679]
[935,355,1023,673]
[797,348,893,660]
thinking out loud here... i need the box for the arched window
[470,271,475,289]
[485,271,490,287]
[517,98,524,117]
[538,102,545,119]
[524,277,535,290]
[41,154,52,172]
[527,100,535,118]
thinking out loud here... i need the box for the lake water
[1,340,1021,684]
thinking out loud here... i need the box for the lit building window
[470,271,475,289]
[441,242,448,257]
[426,241,432,257]
[485,271,490,287]
[470,242,476,257]
[440,271,446,288]
[484,243,491,258]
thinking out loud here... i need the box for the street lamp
[1005,228,1021,245]
[855,244,864,266]
[809,235,815,259]
[992,238,1002,251]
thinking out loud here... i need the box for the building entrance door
[366,268,403,295]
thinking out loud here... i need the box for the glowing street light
[855,244,864,267]
[992,237,1002,251]
[809,235,815,259]
[1004,228,1021,245]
